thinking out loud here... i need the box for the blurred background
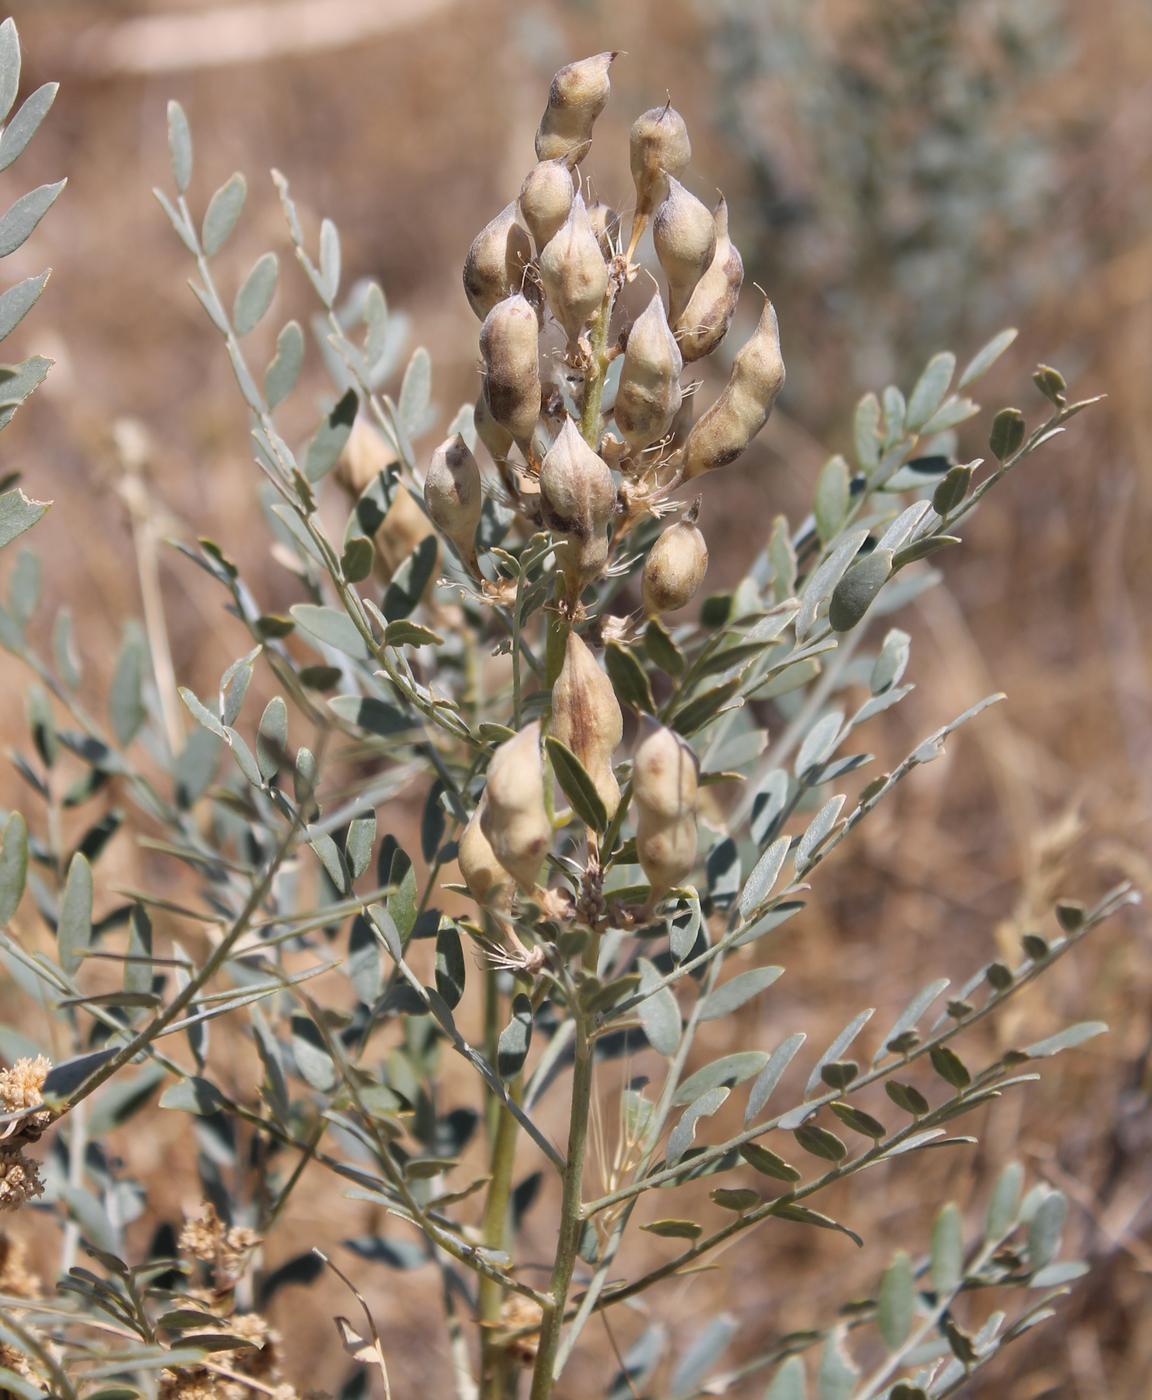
[2,0,1150,1395]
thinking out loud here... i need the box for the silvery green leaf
[166,99,192,193]
[608,1322,668,1400]
[873,978,950,1064]
[318,217,341,304]
[219,653,254,726]
[0,19,20,125]
[816,1330,858,1400]
[669,1313,737,1396]
[344,809,375,881]
[177,686,226,739]
[795,794,845,871]
[878,1250,915,1350]
[794,711,843,778]
[398,345,432,439]
[265,320,305,408]
[0,810,28,924]
[189,280,228,335]
[0,487,47,550]
[906,352,955,430]
[497,993,533,1079]
[0,355,51,431]
[123,905,153,998]
[750,768,790,845]
[921,396,979,436]
[290,603,371,660]
[931,1202,963,1295]
[795,528,868,640]
[877,501,933,553]
[985,1161,1024,1240]
[53,608,81,687]
[1027,1190,1067,1270]
[672,1051,768,1107]
[829,548,892,632]
[382,534,437,622]
[435,924,465,1010]
[0,82,60,173]
[256,696,289,780]
[854,392,881,474]
[667,1084,729,1163]
[153,186,197,255]
[700,966,783,1022]
[1022,1021,1107,1059]
[58,852,93,976]
[745,1031,806,1122]
[871,627,911,694]
[739,835,790,918]
[706,835,741,904]
[224,725,263,788]
[0,270,49,342]
[805,1008,874,1095]
[882,385,906,445]
[1030,1260,1088,1288]
[959,327,1017,388]
[202,171,247,257]
[669,897,702,962]
[0,179,65,258]
[765,1355,807,1400]
[234,251,278,335]
[814,455,850,543]
[636,958,681,1056]
[305,387,358,481]
[290,1013,337,1091]
[768,514,797,601]
[109,628,148,745]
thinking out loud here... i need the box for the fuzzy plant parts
[0,21,1137,1400]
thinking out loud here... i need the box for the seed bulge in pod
[535,52,617,164]
[550,631,623,816]
[458,796,511,907]
[539,417,615,601]
[463,202,532,322]
[480,293,542,448]
[653,176,717,326]
[614,292,684,453]
[675,196,744,362]
[538,193,609,345]
[335,416,398,498]
[519,158,575,253]
[424,433,483,571]
[480,722,551,892]
[632,719,699,899]
[630,104,692,220]
[682,299,786,480]
[642,509,709,616]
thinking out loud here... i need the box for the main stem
[479,1085,521,1397]
[528,1021,593,1399]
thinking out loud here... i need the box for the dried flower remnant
[0,1231,41,1297]
[0,1054,53,1138]
[0,1149,45,1213]
[179,1201,261,1281]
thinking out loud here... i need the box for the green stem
[528,1021,594,1399]
[479,1089,521,1399]
[578,298,612,450]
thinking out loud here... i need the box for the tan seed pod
[632,719,699,898]
[458,795,511,907]
[538,193,609,345]
[335,416,398,498]
[630,104,692,220]
[424,433,482,571]
[480,293,542,448]
[480,722,551,892]
[586,200,620,257]
[519,159,575,253]
[642,509,709,615]
[614,291,684,453]
[535,52,617,165]
[539,417,615,601]
[675,196,744,362]
[653,176,717,326]
[463,202,532,321]
[550,631,623,816]
[681,300,786,480]
[372,484,438,584]
[474,392,514,467]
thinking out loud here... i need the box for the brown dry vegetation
[1,0,1150,1396]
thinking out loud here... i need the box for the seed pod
[675,196,744,362]
[642,509,708,615]
[463,202,532,321]
[480,722,551,892]
[335,416,398,498]
[424,433,482,572]
[372,485,438,584]
[681,300,786,480]
[551,631,623,816]
[586,200,620,257]
[614,292,684,453]
[632,719,698,899]
[474,392,514,468]
[539,417,615,602]
[535,52,617,165]
[480,293,542,448]
[653,177,716,326]
[538,193,609,345]
[519,159,575,253]
[458,796,512,907]
[630,104,692,221]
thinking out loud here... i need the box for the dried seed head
[682,299,785,480]
[458,796,512,907]
[653,176,717,326]
[424,433,482,569]
[535,52,617,164]
[335,416,398,498]
[642,510,709,615]
[632,719,699,899]
[519,159,575,253]
[614,292,684,453]
[538,193,609,344]
[675,196,744,362]
[586,200,620,257]
[480,722,552,892]
[372,484,437,584]
[551,631,623,816]
[0,1150,44,1213]
[630,104,692,219]
[539,418,615,601]
[480,293,542,448]
[463,202,533,321]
